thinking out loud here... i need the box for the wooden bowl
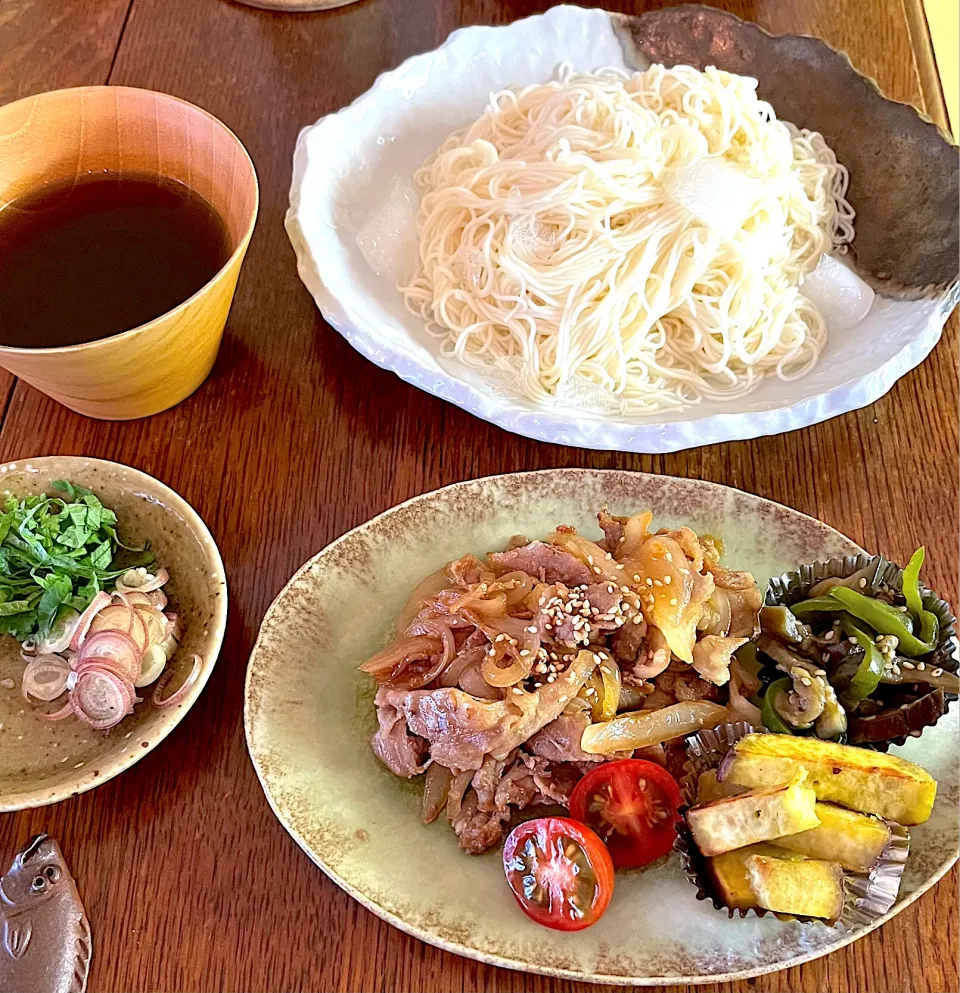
[0,87,259,420]
[0,456,228,811]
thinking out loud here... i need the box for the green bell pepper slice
[838,616,885,704]
[900,547,940,648]
[788,596,846,620]
[760,677,795,734]
[829,586,935,657]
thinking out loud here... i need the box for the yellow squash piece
[772,802,891,873]
[685,776,820,856]
[705,843,803,910]
[744,855,845,920]
[719,733,937,825]
[696,768,746,804]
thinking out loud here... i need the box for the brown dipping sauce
[0,173,231,348]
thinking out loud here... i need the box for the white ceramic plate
[286,5,956,453]
[244,470,958,985]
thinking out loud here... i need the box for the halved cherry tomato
[502,816,614,931]
[569,759,682,869]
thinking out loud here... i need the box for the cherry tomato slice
[569,759,682,869]
[502,816,614,931]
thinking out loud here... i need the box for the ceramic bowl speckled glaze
[244,470,959,985]
[286,4,958,453]
[0,457,227,811]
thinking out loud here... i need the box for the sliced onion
[76,630,142,682]
[146,589,168,610]
[358,635,441,677]
[439,646,485,687]
[22,655,71,702]
[70,591,113,651]
[118,591,153,608]
[133,603,170,649]
[163,612,182,642]
[136,644,167,687]
[116,566,168,594]
[72,656,138,686]
[481,650,533,687]
[152,654,202,709]
[40,700,75,722]
[407,618,456,665]
[89,603,150,652]
[36,607,81,655]
[72,667,135,730]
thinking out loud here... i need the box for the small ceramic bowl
[0,456,227,811]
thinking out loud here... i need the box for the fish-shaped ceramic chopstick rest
[0,835,91,993]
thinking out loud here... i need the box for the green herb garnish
[0,480,153,641]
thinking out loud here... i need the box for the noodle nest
[402,65,854,412]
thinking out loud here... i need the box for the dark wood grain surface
[0,1,956,991]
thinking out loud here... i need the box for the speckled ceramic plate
[244,470,958,985]
[0,457,228,811]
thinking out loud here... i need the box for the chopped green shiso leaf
[0,480,153,641]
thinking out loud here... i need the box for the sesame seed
[615,564,624,570]
[512,687,523,695]
[619,535,626,543]
[901,660,916,670]
[487,648,496,657]
[605,553,613,560]
[592,567,601,575]
[633,574,641,582]
[665,552,673,562]
[519,649,530,657]
[932,668,944,677]
[526,626,537,633]
[664,575,672,585]
[547,675,556,683]
[495,634,506,642]
[645,578,653,587]
[859,578,867,588]
[587,554,595,565]
[653,579,663,587]
[680,568,690,575]
[823,630,834,641]
[917,662,926,671]
[801,677,812,686]
[669,597,677,606]
[849,636,858,645]
[633,615,643,624]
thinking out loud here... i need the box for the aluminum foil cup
[765,553,957,750]
[674,722,910,930]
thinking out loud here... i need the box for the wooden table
[0,1,956,990]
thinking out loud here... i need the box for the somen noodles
[402,64,855,411]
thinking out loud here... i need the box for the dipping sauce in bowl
[0,174,232,348]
